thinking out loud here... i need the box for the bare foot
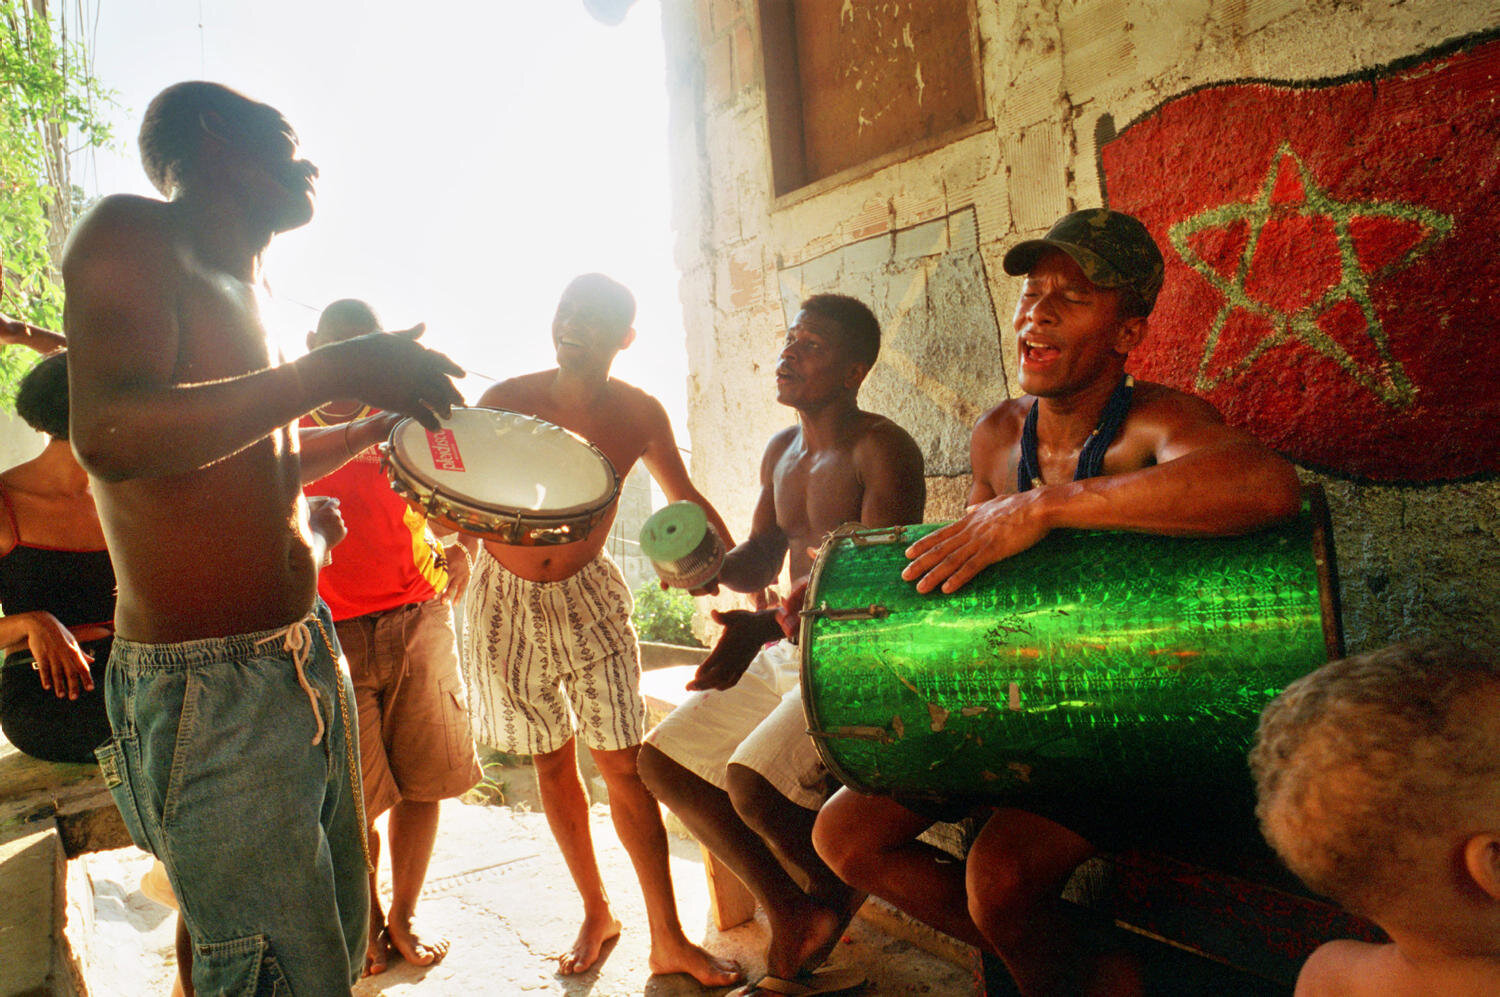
[647,931,743,988]
[763,895,848,982]
[363,925,391,977]
[387,914,450,967]
[559,910,622,975]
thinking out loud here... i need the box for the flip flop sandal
[734,965,867,996]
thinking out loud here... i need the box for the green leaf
[631,583,706,648]
[0,0,117,401]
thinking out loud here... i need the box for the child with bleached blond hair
[1250,642,1500,995]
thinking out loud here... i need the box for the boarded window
[760,0,984,198]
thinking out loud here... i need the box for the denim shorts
[95,601,368,995]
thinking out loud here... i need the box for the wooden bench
[918,811,1384,994]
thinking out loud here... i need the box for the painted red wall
[1103,36,1499,483]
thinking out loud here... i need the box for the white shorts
[462,548,644,755]
[645,639,830,810]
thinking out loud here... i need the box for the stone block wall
[660,0,1498,653]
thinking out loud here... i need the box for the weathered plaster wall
[0,410,44,471]
[660,0,1498,652]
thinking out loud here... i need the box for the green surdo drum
[798,490,1342,808]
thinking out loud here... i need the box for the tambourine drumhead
[384,407,619,543]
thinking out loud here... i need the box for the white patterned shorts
[645,639,831,810]
[462,547,644,756]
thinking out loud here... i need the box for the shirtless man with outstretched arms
[63,81,462,996]
[461,273,740,986]
[640,293,925,997]
[812,209,1302,996]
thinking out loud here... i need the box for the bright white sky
[75,0,691,438]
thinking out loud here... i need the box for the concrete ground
[80,794,978,996]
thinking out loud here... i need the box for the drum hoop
[797,505,1346,798]
[798,522,880,796]
[386,409,621,521]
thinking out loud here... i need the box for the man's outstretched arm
[64,197,462,482]
[0,313,66,355]
[714,429,792,593]
[905,394,1300,594]
[297,413,402,484]
[639,393,737,550]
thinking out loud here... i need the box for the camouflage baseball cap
[1002,208,1165,314]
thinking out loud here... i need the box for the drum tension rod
[802,602,893,622]
[807,725,893,744]
[846,526,908,547]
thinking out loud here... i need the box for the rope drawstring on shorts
[252,613,373,874]
[256,619,326,746]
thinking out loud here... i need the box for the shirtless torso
[59,82,465,997]
[67,197,315,641]
[1296,940,1500,997]
[65,195,460,643]
[741,410,924,584]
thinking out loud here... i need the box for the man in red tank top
[302,299,481,976]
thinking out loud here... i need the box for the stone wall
[604,463,659,593]
[660,0,1498,653]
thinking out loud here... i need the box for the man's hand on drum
[903,491,1051,595]
[686,608,784,691]
[311,324,465,431]
[14,611,95,700]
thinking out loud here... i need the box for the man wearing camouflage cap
[813,209,1301,995]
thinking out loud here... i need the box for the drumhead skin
[799,492,1342,810]
[639,501,725,589]
[640,501,710,561]
[383,407,619,544]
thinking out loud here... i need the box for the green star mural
[1101,34,1498,481]
[1171,144,1452,409]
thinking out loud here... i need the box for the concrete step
[0,823,90,997]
